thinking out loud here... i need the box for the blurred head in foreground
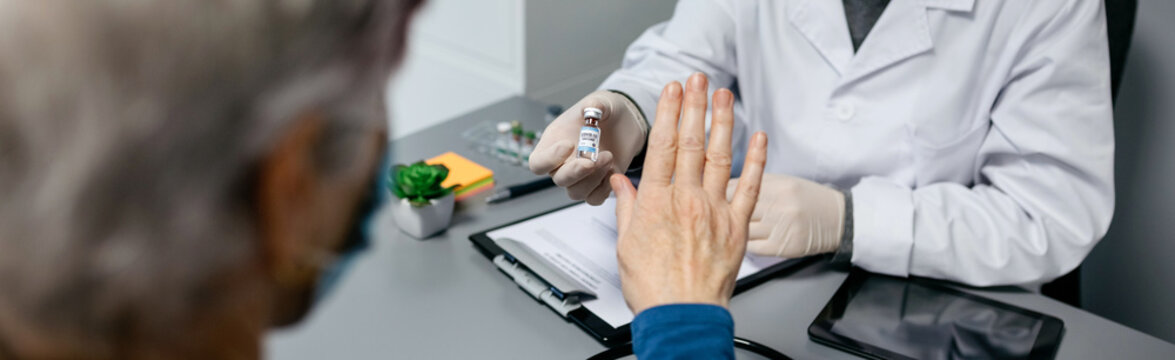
[0,0,422,358]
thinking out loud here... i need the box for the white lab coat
[599,0,1114,286]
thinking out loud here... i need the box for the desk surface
[266,96,1175,359]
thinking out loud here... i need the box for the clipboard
[469,201,815,347]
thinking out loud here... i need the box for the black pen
[486,177,556,204]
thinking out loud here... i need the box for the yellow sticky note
[426,152,494,194]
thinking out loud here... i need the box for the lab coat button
[835,103,855,121]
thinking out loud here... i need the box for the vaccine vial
[495,122,512,161]
[578,107,603,162]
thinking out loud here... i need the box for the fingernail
[689,72,706,91]
[716,89,733,107]
[663,82,682,99]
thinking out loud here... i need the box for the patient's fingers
[610,174,637,235]
[641,82,683,187]
[731,132,768,220]
[726,179,765,220]
[704,89,735,197]
[674,73,709,187]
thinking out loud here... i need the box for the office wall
[1082,0,1175,344]
[387,0,524,138]
[388,0,676,138]
[524,0,677,107]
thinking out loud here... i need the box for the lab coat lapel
[838,1,932,87]
[838,0,975,87]
[787,0,854,75]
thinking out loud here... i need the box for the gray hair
[0,0,419,353]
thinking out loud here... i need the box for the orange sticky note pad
[426,152,494,200]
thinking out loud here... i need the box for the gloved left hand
[726,174,845,258]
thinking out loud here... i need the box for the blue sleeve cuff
[631,304,735,360]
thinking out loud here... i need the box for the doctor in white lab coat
[529,0,1114,287]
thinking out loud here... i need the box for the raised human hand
[610,73,768,314]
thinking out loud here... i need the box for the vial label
[577,126,600,154]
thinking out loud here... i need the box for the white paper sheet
[487,198,784,327]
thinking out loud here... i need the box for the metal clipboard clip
[492,238,598,317]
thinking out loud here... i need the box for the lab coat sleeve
[851,0,1115,286]
[597,0,738,121]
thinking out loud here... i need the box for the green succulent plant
[390,161,457,207]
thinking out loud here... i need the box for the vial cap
[496,122,511,133]
[583,107,603,120]
[525,131,536,139]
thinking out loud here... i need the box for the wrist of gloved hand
[727,174,846,258]
[606,89,649,172]
[828,189,854,266]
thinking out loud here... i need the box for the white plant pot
[392,194,455,239]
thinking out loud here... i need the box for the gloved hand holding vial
[529,90,648,205]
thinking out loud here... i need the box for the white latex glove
[726,174,845,258]
[530,90,648,205]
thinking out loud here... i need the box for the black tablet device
[809,271,1065,360]
[470,201,814,347]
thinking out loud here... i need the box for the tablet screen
[811,273,1063,360]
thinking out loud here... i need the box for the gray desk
[266,96,1175,359]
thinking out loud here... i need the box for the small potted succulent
[389,161,457,239]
